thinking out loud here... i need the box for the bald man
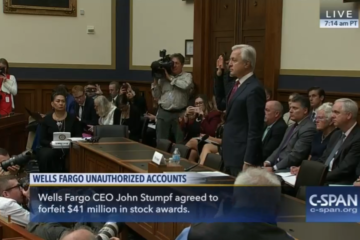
[61,229,120,240]
[262,101,287,161]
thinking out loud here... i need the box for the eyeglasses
[5,183,21,192]
[195,101,203,105]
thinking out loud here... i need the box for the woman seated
[290,102,338,175]
[118,94,142,141]
[37,92,82,173]
[198,123,224,165]
[94,95,120,125]
[180,95,222,161]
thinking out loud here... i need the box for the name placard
[152,151,165,165]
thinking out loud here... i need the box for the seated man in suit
[175,168,295,240]
[293,98,360,185]
[264,95,316,171]
[72,85,99,130]
[262,101,287,161]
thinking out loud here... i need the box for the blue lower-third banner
[306,186,360,222]
[29,186,281,223]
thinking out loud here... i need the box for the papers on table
[67,137,92,142]
[148,123,156,130]
[275,172,297,187]
[197,171,229,177]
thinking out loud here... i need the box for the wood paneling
[0,114,27,156]
[193,0,283,97]
[14,80,154,115]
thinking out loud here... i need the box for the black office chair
[170,144,191,159]
[295,160,328,201]
[203,153,223,171]
[156,139,172,153]
[139,117,150,143]
[93,125,129,138]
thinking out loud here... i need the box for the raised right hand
[186,106,195,115]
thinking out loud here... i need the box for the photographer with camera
[0,148,20,175]
[85,82,103,99]
[151,52,193,143]
[0,58,17,116]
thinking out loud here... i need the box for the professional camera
[96,222,123,240]
[0,151,32,171]
[150,49,174,79]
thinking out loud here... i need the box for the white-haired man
[221,44,266,176]
[175,168,295,240]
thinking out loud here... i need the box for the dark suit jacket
[262,118,288,161]
[213,69,237,111]
[319,124,360,184]
[75,97,99,128]
[222,75,266,167]
[266,117,316,170]
[108,95,120,107]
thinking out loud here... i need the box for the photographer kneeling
[0,148,20,175]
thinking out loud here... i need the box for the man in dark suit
[221,44,266,176]
[264,95,316,171]
[262,101,287,161]
[108,81,121,107]
[317,98,360,184]
[72,85,99,129]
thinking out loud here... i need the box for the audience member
[108,81,121,106]
[84,82,102,99]
[307,87,325,122]
[315,98,360,184]
[264,95,316,171]
[262,101,287,161]
[222,44,266,176]
[93,95,120,126]
[118,94,142,141]
[37,92,82,172]
[129,86,148,115]
[282,93,298,126]
[198,123,224,164]
[151,53,193,143]
[72,85,99,131]
[0,58,17,115]
[308,87,325,122]
[175,168,295,240]
[182,95,222,161]
[54,84,76,115]
[0,148,20,175]
[310,102,337,161]
[213,53,237,111]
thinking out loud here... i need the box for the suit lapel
[334,125,358,162]
[226,77,253,114]
[279,119,306,151]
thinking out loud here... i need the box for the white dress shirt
[0,197,29,227]
[235,72,253,87]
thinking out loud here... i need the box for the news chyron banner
[306,187,359,222]
[320,0,359,28]
[29,173,281,223]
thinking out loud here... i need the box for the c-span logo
[306,187,359,222]
[320,0,359,28]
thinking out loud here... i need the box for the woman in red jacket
[179,94,222,162]
[0,58,17,115]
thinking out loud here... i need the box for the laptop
[25,107,43,122]
[53,132,71,141]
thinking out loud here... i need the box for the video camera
[150,50,174,79]
[0,151,33,171]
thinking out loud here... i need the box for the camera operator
[151,53,193,143]
[0,148,20,175]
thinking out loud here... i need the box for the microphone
[185,163,199,172]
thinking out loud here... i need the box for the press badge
[5,96,9,103]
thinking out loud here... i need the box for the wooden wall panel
[14,80,154,116]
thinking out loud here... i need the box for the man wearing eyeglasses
[0,148,20,175]
[0,175,29,226]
